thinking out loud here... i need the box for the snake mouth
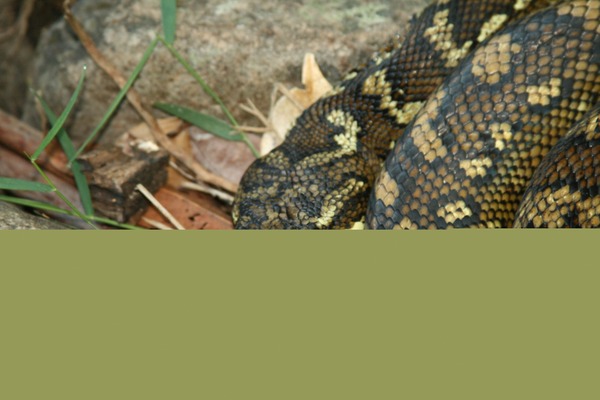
[233,157,309,229]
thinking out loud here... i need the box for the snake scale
[233,0,600,229]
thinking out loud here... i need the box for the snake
[232,0,600,229]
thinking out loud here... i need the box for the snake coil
[233,0,600,229]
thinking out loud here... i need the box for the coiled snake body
[233,0,600,229]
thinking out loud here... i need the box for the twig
[236,125,269,134]
[180,181,235,205]
[135,183,185,230]
[240,98,270,128]
[62,1,238,193]
[275,83,305,111]
[141,217,173,230]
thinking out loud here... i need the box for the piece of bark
[138,187,233,230]
[77,141,170,222]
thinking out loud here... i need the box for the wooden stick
[0,109,70,176]
[136,184,185,230]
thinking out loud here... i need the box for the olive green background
[1,231,598,399]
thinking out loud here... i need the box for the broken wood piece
[77,141,170,222]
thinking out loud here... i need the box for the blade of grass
[157,36,238,127]
[156,37,261,158]
[154,103,260,157]
[0,177,53,192]
[0,195,144,230]
[32,65,86,162]
[69,37,161,165]
[33,91,94,216]
[29,158,97,229]
[161,0,177,45]
[0,194,72,214]
[154,103,242,140]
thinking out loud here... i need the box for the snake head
[232,147,376,229]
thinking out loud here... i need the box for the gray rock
[23,0,429,145]
[0,201,70,229]
[0,0,35,116]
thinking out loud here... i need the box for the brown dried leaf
[261,53,333,155]
[137,187,233,230]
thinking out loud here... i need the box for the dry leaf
[261,53,333,155]
[137,187,233,230]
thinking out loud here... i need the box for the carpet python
[233,0,600,229]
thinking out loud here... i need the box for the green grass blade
[29,159,98,229]
[155,38,260,158]
[0,194,69,214]
[33,92,95,216]
[157,36,239,127]
[0,178,53,192]
[32,65,87,162]
[0,195,144,230]
[70,37,160,165]
[161,0,177,44]
[154,102,243,140]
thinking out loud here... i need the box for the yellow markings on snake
[316,179,366,228]
[424,9,473,67]
[264,150,291,169]
[436,201,473,224]
[316,206,337,228]
[459,157,493,178]
[362,69,426,125]
[327,110,360,153]
[362,69,390,96]
[471,34,519,84]
[490,122,513,151]
[578,196,600,227]
[395,101,425,125]
[584,114,599,141]
[526,78,562,106]
[514,0,533,11]
[323,86,344,98]
[375,170,400,208]
[523,189,600,228]
[372,51,393,66]
[349,221,365,230]
[397,217,417,230]
[477,14,508,43]
[409,93,450,162]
